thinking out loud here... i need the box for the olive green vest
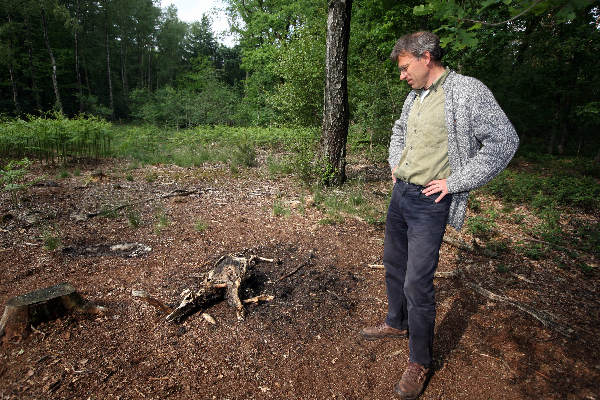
[394,69,451,186]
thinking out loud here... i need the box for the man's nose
[400,70,407,80]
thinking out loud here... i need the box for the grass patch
[42,228,61,250]
[194,219,209,232]
[273,200,291,217]
[127,209,142,228]
[154,209,170,233]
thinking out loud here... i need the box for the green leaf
[468,23,483,31]
[413,4,433,16]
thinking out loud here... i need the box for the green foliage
[0,115,112,163]
[231,141,257,168]
[42,228,61,251]
[483,168,600,211]
[467,214,497,240]
[468,195,482,213]
[269,25,326,126]
[154,209,170,233]
[194,219,209,232]
[144,172,158,183]
[0,158,36,205]
[129,83,240,128]
[310,184,386,227]
[495,263,509,273]
[413,0,595,50]
[517,242,548,260]
[273,199,291,217]
[127,209,142,228]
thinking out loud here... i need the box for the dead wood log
[0,282,103,343]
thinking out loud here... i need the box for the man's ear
[421,51,432,65]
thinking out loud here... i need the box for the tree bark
[320,0,352,186]
[6,13,20,114]
[8,64,20,114]
[120,40,128,95]
[24,14,42,110]
[105,19,114,118]
[40,6,63,113]
[74,0,83,113]
[0,283,102,342]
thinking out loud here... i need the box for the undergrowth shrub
[0,114,112,163]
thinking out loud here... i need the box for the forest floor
[0,154,598,400]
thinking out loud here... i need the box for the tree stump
[166,255,250,323]
[0,282,100,343]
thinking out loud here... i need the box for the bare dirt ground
[1,156,598,399]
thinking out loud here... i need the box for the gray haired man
[360,31,519,399]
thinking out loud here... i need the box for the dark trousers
[383,180,451,367]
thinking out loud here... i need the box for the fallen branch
[466,282,574,338]
[367,264,461,279]
[82,189,198,220]
[442,236,475,252]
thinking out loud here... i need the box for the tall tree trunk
[148,49,152,90]
[6,13,20,114]
[120,40,128,95]
[320,0,352,186]
[40,6,63,113]
[139,42,144,88]
[105,20,114,118]
[25,16,42,111]
[8,65,20,114]
[74,0,83,113]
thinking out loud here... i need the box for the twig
[367,264,462,279]
[249,255,274,263]
[466,282,574,337]
[131,290,173,314]
[85,189,198,219]
[479,353,513,374]
[442,236,475,252]
[242,295,274,304]
[277,251,314,282]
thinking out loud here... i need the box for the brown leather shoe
[360,323,408,340]
[394,361,430,399]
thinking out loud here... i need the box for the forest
[0,0,599,159]
[0,1,599,399]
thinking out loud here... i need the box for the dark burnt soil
[0,159,598,400]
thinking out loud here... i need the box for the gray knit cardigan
[388,70,520,230]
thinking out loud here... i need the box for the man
[360,31,519,399]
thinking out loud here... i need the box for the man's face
[397,52,429,89]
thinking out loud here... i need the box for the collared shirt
[394,68,451,186]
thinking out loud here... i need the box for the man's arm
[445,79,519,194]
[388,93,415,178]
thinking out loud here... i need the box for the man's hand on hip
[423,179,448,203]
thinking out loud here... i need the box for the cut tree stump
[0,282,102,343]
